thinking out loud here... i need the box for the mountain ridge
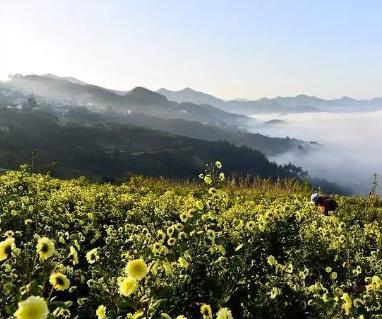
[7,74,382,115]
[3,74,248,126]
[158,87,382,114]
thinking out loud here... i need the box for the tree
[23,93,38,110]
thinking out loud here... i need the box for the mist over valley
[250,111,382,194]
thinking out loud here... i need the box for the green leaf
[235,243,244,251]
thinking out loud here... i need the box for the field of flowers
[1,163,382,319]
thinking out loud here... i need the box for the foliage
[1,163,381,318]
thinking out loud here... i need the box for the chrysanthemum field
[1,163,382,319]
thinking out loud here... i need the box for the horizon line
[2,72,381,102]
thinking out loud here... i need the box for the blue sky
[1,0,381,99]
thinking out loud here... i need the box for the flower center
[56,277,64,285]
[41,243,49,253]
[5,244,12,256]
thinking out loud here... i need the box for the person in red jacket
[311,193,338,215]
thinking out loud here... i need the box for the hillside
[0,167,381,318]
[67,107,307,157]
[0,108,302,181]
[0,76,313,158]
[3,75,248,126]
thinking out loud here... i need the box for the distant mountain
[227,97,321,114]
[272,94,382,112]
[158,87,225,107]
[42,73,88,86]
[158,88,382,115]
[157,88,321,114]
[4,74,248,126]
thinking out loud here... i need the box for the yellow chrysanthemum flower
[215,161,222,169]
[208,187,217,195]
[204,175,213,185]
[49,272,70,291]
[162,261,172,275]
[270,287,280,299]
[341,293,352,315]
[178,257,189,268]
[96,305,107,319]
[196,201,204,210]
[176,316,187,319]
[206,229,216,241]
[14,296,49,319]
[366,275,382,292]
[178,231,187,240]
[217,307,233,319]
[161,245,170,255]
[157,230,166,243]
[285,263,294,273]
[175,223,183,232]
[200,304,212,318]
[180,212,189,223]
[36,237,56,260]
[267,255,276,266]
[246,221,256,231]
[119,277,138,296]
[68,246,79,265]
[86,248,100,264]
[152,242,163,254]
[125,259,148,280]
[166,226,175,237]
[371,275,382,290]
[0,237,16,261]
[4,230,14,237]
[167,238,176,246]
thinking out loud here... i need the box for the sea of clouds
[249,111,382,195]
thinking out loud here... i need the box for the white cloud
[249,111,382,194]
